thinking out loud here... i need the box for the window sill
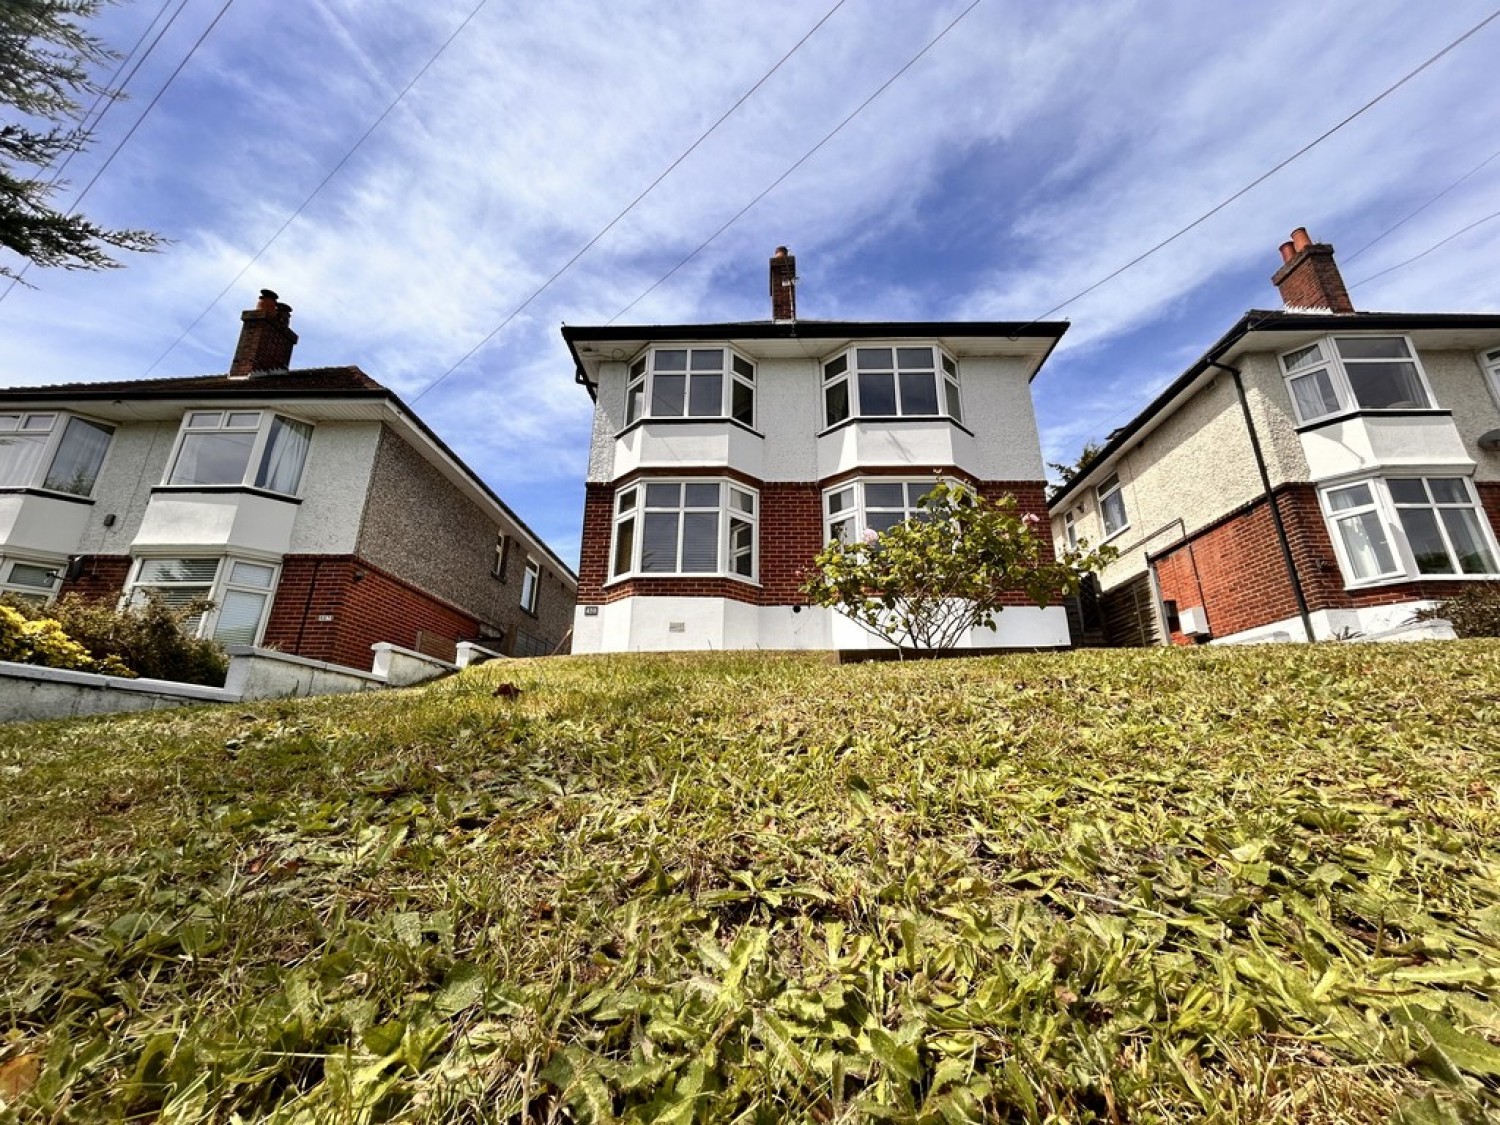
[616,417,763,439]
[150,485,303,504]
[1295,408,1452,435]
[604,571,761,589]
[1341,570,1498,591]
[0,487,96,505]
[817,415,974,439]
[1100,525,1131,546]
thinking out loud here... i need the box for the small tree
[801,479,1114,655]
[1047,438,1104,501]
[1,0,162,283]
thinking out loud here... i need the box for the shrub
[3,594,229,686]
[1413,581,1500,638]
[0,604,111,672]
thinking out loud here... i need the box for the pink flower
[861,527,880,544]
[1022,513,1040,528]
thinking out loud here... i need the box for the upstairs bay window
[165,410,312,495]
[625,347,755,427]
[0,412,114,497]
[1281,336,1433,425]
[823,346,962,427]
[1321,476,1498,585]
[1482,346,1500,406]
[611,480,757,581]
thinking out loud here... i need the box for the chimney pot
[1279,241,1296,263]
[1290,227,1312,252]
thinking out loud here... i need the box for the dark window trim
[1295,408,1453,435]
[0,487,95,506]
[817,415,975,439]
[615,416,764,440]
[149,485,304,505]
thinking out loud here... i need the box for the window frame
[125,554,281,646]
[820,344,963,429]
[624,346,757,428]
[0,410,116,498]
[1062,506,1081,551]
[1096,472,1129,542]
[162,409,314,496]
[492,532,510,580]
[520,557,541,614]
[1318,474,1500,587]
[1480,345,1500,411]
[821,478,945,545]
[0,558,61,600]
[1279,335,1437,426]
[609,478,759,583]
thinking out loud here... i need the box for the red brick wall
[263,555,480,670]
[578,476,1055,609]
[1152,482,1500,643]
[57,555,132,601]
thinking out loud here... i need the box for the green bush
[1413,581,1500,638]
[0,604,129,674]
[4,594,229,686]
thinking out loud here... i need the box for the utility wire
[407,0,853,405]
[139,0,497,378]
[0,0,237,304]
[1348,206,1500,289]
[1010,6,1500,332]
[603,0,984,328]
[1342,145,1500,263]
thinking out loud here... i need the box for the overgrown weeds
[0,644,1497,1121]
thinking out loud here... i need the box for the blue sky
[3,0,1498,569]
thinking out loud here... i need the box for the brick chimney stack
[229,289,299,377]
[1271,227,1354,313]
[769,246,797,321]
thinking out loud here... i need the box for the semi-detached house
[565,248,1071,654]
[0,291,576,667]
[1048,229,1500,646]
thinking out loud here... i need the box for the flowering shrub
[1,594,228,685]
[801,479,1115,654]
[0,604,132,675]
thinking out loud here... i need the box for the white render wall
[587,351,1047,485]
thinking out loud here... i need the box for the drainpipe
[1208,360,1316,643]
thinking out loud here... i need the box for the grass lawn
[1,642,1498,1122]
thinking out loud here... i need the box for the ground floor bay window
[1320,475,1499,585]
[611,480,757,581]
[127,556,280,645]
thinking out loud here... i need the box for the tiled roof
[1,366,388,398]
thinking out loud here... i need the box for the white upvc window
[823,479,940,544]
[611,479,758,581]
[164,410,313,495]
[1280,336,1434,425]
[127,555,280,645]
[1320,476,1499,585]
[0,411,115,498]
[822,345,962,428]
[1,559,61,600]
[625,347,755,427]
[1480,345,1500,408]
[1062,506,1081,550]
[1096,472,1128,540]
[520,557,541,613]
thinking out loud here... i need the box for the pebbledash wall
[572,346,1070,653]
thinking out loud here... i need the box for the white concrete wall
[289,421,381,553]
[1426,349,1500,482]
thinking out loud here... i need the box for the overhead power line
[1342,145,1500,263]
[140,0,497,378]
[1011,6,1500,332]
[407,0,854,405]
[1348,206,1500,289]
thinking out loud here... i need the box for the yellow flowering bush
[0,604,134,676]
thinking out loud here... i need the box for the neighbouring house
[1047,228,1500,647]
[564,248,1070,654]
[0,291,576,668]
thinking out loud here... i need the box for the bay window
[1281,336,1433,425]
[0,412,114,497]
[822,345,962,427]
[824,479,939,543]
[165,410,312,495]
[128,556,279,644]
[611,479,757,580]
[1320,476,1498,584]
[625,347,755,426]
[1482,346,1500,406]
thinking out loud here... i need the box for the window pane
[680,511,718,572]
[730,518,753,577]
[169,431,255,486]
[1440,508,1497,574]
[1397,508,1454,574]
[255,416,312,494]
[868,511,904,533]
[42,416,113,496]
[690,348,724,371]
[653,350,687,371]
[21,414,54,432]
[687,372,722,416]
[629,358,646,380]
[186,411,220,428]
[830,516,854,544]
[641,512,679,572]
[1290,369,1341,420]
[0,415,17,431]
[229,561,276,588]
[214,589,267,645]
[729,488,754,514]
[1387,479,1429,505]
[617,487,637,512]
[626,381,644,425]
[898,370,940,414]
[1336,337,1410,360]
[1337,512,1396,579]
[1347,362,1428,409]
[0,433,49,487]
[732,355,754,380]
[1428,478,1469,504]
[731,379,754,425]
[943,377,962,423]
[864,482,904,508]
[613,516,635,576]
[906,483,934,507]
[650,372,686,417]
[139,558,220,584]
[827,487,853,514]
[856,348,892,370]
[824,354,848,380]
[824,380,850,425]
[1283,343,1324,371]
[1101,490,1128,535]
[225,412,260,428]
[8,563,55,588]
[896,347,934,369]
[684,482,719,507]
[644,483,680,507]
[1326,483,1373,512]
[858,371,897,415]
